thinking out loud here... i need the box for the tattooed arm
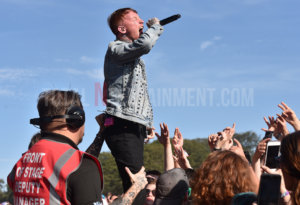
[86,114,105,157]
[110,167,147,205]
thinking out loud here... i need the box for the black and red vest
[7,139,103,205]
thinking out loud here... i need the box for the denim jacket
[104,24,164,127]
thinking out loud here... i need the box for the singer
[102,8,164,192]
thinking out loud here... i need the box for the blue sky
[1,0,300,181]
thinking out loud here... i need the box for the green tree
[234,131,260,156]
[0,179,13,203]
[99,152,123,195]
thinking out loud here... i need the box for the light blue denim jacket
[104,24,164,127]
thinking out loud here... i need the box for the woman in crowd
[144,179,156,205]
[191,150,258,205]
[280,131,300,204]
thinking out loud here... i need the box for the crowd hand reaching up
[95,113,105,132]
[172,128,184,150]
[253,138,271,161]
[155,123,170,147]
[252,138,271,180]
[173,146,192,169]
[112,167,147,205]
[145,127,155,144]
[229,139,246,160]
[156,123,174,171]
[223,123,236,139]
[85,113,106,157]
[262,116,277,133]
[208,133,220,151]
[278,101,300,131]
[208,123,235,151]
[146,17,160,28]
[276,114,289,140]
[125,166,147,190]
[262,116,285,139]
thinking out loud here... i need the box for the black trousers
[104,116,146,192]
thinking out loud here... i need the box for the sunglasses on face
[146,189,156,196]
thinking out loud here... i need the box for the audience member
[279,131,300,204]
[146,170,161,182]
[154,168,189,205]
[191,150,258,205]
[144,179,157,205]
[155,123,174,171]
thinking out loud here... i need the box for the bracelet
[281,190,290,198]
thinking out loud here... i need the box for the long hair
[280,131,300,204]
[191,150,256,205]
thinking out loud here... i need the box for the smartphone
[264,141,281,170]
[257,173,281,205]
[263,131,273,140]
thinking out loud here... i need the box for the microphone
[160,14,181,26]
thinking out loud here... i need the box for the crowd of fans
[6,91,300,205]
[96,101,300,205]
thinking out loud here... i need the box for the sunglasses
[146,189,156,196]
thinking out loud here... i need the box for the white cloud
[1,0,53,7]
[80,56,99,64]
[55,58,70,63]
[65,68,104,80]
[0,68,37,80]
[200,36,223,51]
[200,41,214,51]
[213,36,222,41]
[0,89,15,97]
[240,0,269,5]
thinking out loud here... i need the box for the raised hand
[229,139,246,160]
[95,113,105,127]
[125,166,147,189]
[172,128,183,150]
[155,123,170,146]
[173,146,192,169]
[262,116,277,132]
[253,138,271,160]
[208,133,220,151]
[276,114,289,139]
[278,102,300,131]
[223,123,236,139]
[145,127,155,144]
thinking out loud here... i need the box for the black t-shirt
[41,132,102,205]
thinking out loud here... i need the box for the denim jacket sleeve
[108,24,164,63]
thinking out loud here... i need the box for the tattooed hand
[125,166,147,190]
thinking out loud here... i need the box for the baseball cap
[154,168,189,205]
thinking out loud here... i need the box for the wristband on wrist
[281,190,290,198]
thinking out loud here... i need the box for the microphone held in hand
[159,14,181,26]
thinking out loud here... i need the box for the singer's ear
[117,26,126,34]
